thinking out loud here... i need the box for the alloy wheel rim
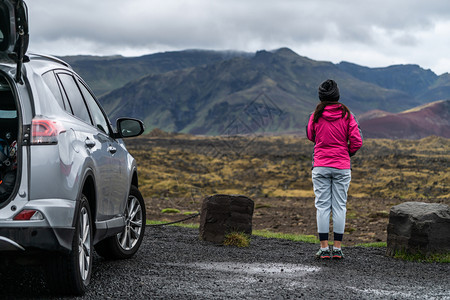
[78,206,91,281]
[117,195,143,250]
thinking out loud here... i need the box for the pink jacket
[306,104,363,169]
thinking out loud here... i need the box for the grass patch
[345,227,357,233]
[253,230,319,244]
[223,232,251,247]
[393,250,450,263]
[347,211,357,220]
[146,220,199,229]
[183,211,199,215]
[368,211,390,219]
[355,242,387,248]
[161,208,180,214]
[147,220,165,225]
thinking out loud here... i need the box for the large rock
[199,194,254,243]
[386,202,450,256]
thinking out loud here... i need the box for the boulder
[386,202,450,256]
[199,194,254,243]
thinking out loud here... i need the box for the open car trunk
[0,73,19,206]
[0,0,29,83]
[0,0,27,205]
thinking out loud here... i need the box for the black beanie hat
[318,79,340,102]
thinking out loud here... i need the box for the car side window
[42,71,72,113]
[78,80,111,136]
[57,73,92,125]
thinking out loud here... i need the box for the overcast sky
[26,0,450,75]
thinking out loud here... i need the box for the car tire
[46,194,93,295]
[95,185,146,259]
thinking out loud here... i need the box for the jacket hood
[321,104,345,121]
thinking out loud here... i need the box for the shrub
[223,232,250,247]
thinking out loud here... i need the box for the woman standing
[306,79,363,259]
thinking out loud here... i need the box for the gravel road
[2,225,449,299]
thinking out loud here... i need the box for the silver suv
[0,0,146,295]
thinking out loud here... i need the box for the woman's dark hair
[313,101,350,123]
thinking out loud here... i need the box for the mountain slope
[62,50,251,96]
[421,73,450,101]
[359,100,450,139]
[99,48,426,135]
[337,62,438,98]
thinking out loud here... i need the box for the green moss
[183,211,199,215]
[161,208,181,214]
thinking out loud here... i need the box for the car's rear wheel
[46,194,92,295]
[95,185,146,259]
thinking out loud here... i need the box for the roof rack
[27,53,71,68]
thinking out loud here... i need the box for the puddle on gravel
[179,262,320,278]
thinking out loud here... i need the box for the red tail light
[31,118,65,145]
[13,209,44,220]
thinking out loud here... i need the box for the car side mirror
[115,118,144,138]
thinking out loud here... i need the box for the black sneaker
[332,248,344,259]
[316,248,331,259]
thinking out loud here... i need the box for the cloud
[25,0,450,74]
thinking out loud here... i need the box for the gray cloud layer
[26,0,450,74]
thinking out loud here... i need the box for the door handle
[85,138,96,148]
[108,146,117,154]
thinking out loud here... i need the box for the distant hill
[61,50,250,96]
[359,100,450,139]
[62,48,450,138]
[337,62,450,103]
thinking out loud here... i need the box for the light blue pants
[312,167,351,237]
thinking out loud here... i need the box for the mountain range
[61,48,450,138]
